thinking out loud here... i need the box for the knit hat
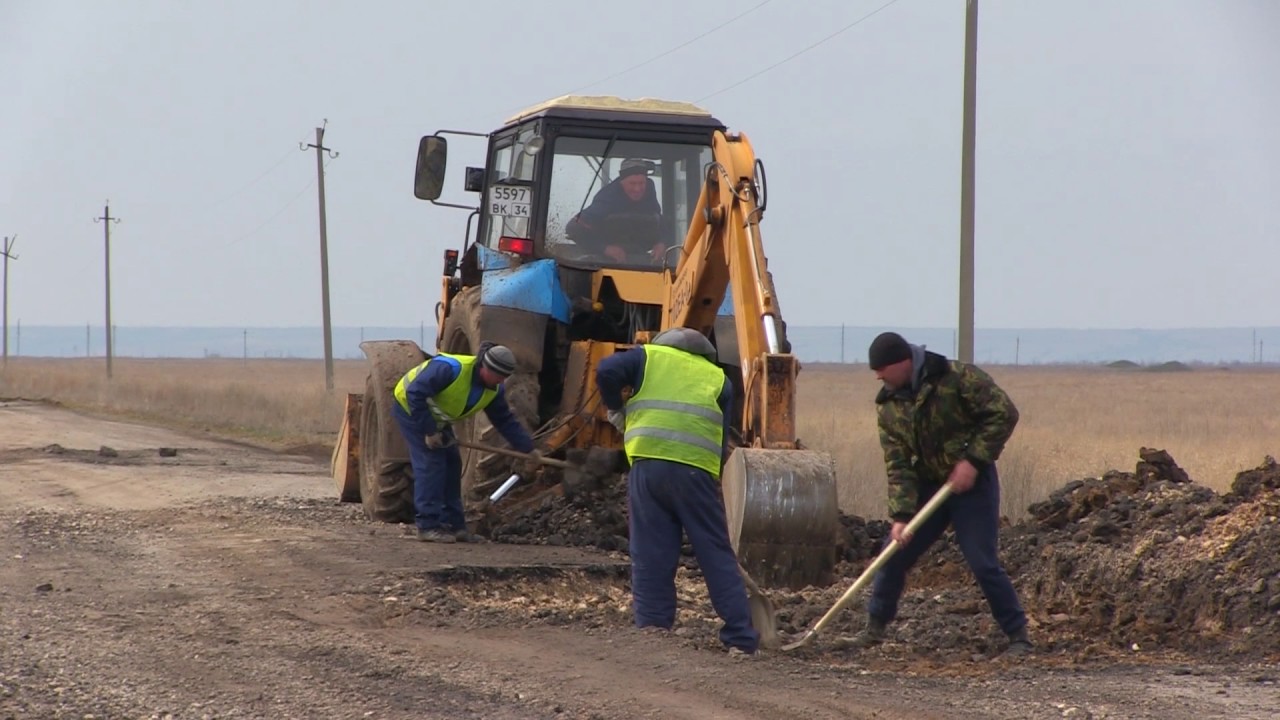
[868,332,911,370]
[619,158,654,178]
[481,345,517,377]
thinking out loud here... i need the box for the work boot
[453,528,485,543]
[727,646,759,660]
[833,618,887,650]
[1002,627,1034,657]
[417,528,456,543]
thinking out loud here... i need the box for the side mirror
[464,167,485,193]
[414,135,448,201]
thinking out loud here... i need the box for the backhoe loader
[331,95,839,589]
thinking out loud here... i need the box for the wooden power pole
[302,121,339,391]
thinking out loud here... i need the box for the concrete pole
[958,0,978,364]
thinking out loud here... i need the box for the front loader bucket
[721,448,839,591]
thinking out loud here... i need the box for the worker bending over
[595,328,759,656]
[393,343,538,543]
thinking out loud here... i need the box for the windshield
[546,136,712,270]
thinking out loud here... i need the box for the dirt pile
[487,472,631,552]
[476,448,1280,664]
[1005,450,1280,659]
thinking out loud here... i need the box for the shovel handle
[452,440,575,470]
[806,482,955,639]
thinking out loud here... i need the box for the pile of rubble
[472,448,1280,663]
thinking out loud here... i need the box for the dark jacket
[397,356,534,454]
[874,351,1019,521]
[566,178,662,251]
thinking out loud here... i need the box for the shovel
[452,440,577,470]
[455,440,626,504]
[780,482,955,652]
[738,562,782,650]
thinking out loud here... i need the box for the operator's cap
[868,332,912,370]
[619,158,654,178]
[481,345,517,377]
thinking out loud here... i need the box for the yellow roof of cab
[504,95,713,125]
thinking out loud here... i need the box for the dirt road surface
[1,400,1276,719]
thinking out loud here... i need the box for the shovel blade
[780,630,817,652]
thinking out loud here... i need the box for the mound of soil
[487,472,631,553]
[1006,449,1280,659]
[482,448,1280,664]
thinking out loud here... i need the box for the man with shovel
[595,327,760,657]
[393,343,539,543]
[851,332,1033,656]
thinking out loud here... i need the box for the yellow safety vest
[623,344,726,478]
[394,352,497,425]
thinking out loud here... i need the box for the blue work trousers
[866,465,1027,636]
[392,405,465,532]
[627,458,759,653]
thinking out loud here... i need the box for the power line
[210,144,304,205]
[696,0,903,103]
[224,168,325,248]
[565,0,775,95]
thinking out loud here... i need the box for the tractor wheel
[358,371,415,523]
[441,286,543,507]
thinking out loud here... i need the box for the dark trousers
[627,458,759,653]
[392,405,465,532]
[866,465,1027,636]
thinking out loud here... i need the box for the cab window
[545,136,711,270]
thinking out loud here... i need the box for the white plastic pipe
[488,473,522,503]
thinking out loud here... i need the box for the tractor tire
[441,286,543,507]
[358,371,415,523]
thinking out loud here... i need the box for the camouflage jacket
[875,351,1019,521]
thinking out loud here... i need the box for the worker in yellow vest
[594,328,760,656]
[393,343,537,543]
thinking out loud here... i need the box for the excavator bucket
[721,448,839,591]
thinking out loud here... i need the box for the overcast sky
[2,0,1277,330]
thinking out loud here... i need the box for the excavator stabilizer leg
[721,448,839,591]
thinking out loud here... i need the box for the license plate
[488,184,531,218]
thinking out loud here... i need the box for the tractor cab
[414,96,726,273]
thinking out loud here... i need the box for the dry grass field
[3,358,1277,519]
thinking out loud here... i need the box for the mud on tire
[356,341,427,523]
[441,287,543,508]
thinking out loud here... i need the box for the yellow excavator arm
[663,130,798,449]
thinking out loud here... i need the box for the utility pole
[94,204,121,379]
[2,235,16,367]
[302,121,339,391]
[957,0,978,364]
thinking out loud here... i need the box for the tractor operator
[595,327,760,656]
[392,343,540,543]
[849,331,1033,656]
[565,157,667,265]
